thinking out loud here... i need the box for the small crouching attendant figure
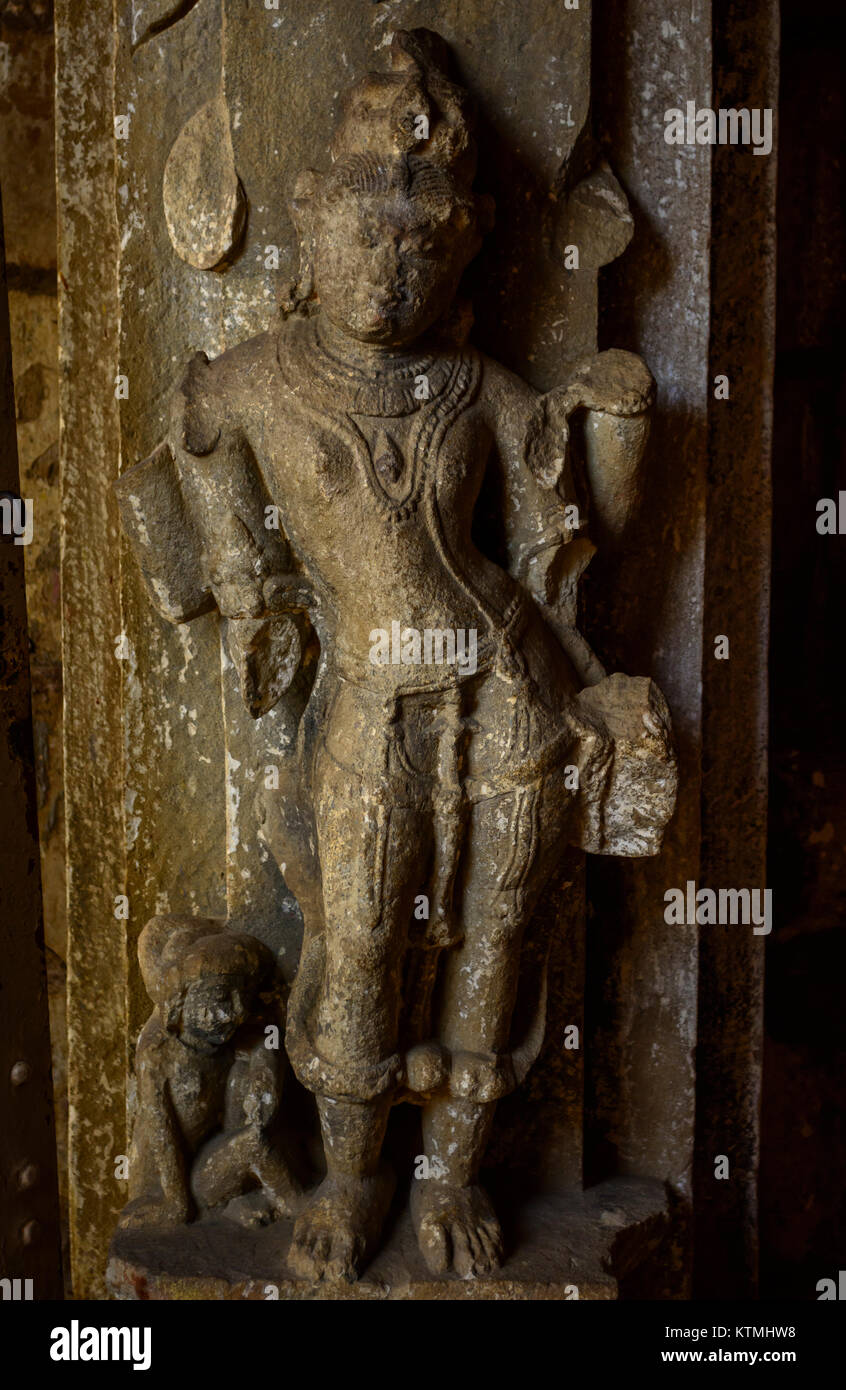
[117,917,300,1232]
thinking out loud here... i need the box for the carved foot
[411,1180,504,1279]
[287,1170,394,1282]
[221,1190,277,1228]
[116,1195,189,1232]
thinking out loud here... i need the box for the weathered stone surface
[108,1177,671,1301]
[585,0,715,1246]
[55,0,774,1304]
[0,3,68,1284]
[131,0,201,51]
[56,0,126,1302]
[697,0,776,1297]
[554,162,635,272]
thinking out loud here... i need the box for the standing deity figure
[117,30,677,1282]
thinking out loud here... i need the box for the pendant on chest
[354,413,424,518]
[372,428,406,490]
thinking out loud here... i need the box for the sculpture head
[286,28,493,346]
[178,974,250,1053]
[138,917,276,1053]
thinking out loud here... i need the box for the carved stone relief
[163,95,246,270]
[108,29,677,1290]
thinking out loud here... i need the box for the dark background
[760,0,846,1299]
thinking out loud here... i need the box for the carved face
[312,185,480,346]
[178,977,250,1052]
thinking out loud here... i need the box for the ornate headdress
[329,28,478,188]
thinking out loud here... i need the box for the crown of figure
[329,28,477,189]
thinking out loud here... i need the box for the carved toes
[287,1175,384,1282]
[412,1181,504,1279]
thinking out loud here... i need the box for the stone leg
[308,745,432,1094]
[288,1095,396,1283]
[414,778,570,1277]
[191,1127,300,1223]
[288,745,430,1280]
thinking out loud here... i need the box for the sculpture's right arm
[114,351,290,627]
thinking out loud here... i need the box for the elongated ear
[289,167,322,228]
[284,169,323,313]
[163,988,186,1035]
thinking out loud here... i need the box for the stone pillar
[0,0,68,1289]
[593,0,776,1297]
[56,0,125,1301]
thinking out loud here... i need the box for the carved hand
[551,349,656,544]
[555,348,655,419]
[241,1048,281,1130]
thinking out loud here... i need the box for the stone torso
[219,317,572,700]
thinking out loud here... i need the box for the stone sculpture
[117,918,299,1233]
[115,29,677,1283]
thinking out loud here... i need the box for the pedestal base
[107,1176,675,1300]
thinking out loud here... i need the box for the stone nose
[368,235,404,286]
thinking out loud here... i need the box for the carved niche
[108,28,677,1295]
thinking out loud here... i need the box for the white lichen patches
[226,752,241,855]
[126,492,150,548]
[177,705,198,737]
[119,205,145,253]
[125,786,141,850]
[660,19,687,48]
[174,622,197,683]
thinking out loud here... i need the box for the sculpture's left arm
[484,350,654,684]
[544,348,655,546]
